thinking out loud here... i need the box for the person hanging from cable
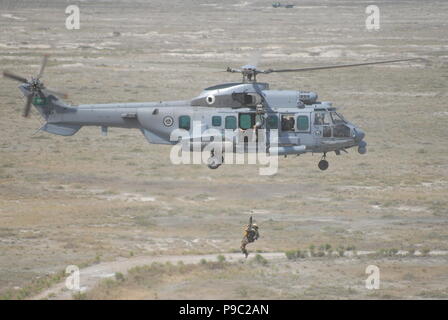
[240,216,259,258]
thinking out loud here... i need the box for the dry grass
[0,0,447,299]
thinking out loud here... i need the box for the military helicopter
[3,55,420,171]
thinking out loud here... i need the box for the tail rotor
[3,54,68,117]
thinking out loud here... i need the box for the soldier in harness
[241,216,259,258]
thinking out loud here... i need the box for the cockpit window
[314,112,330,125]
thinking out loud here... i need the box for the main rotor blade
[263,58,421,74]
[22,94,33,118]
[44,87,68,99]
[3,70,28,83]
[37,54,49,79]
[226,67,241,73]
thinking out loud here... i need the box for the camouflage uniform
[241,223,259,258]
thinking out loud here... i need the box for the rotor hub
[30,78,44,91]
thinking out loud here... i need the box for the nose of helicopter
[354,128,365,142]
[353,128,367,154]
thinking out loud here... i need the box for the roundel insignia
[163,116,174,127]
[206,95,216,105]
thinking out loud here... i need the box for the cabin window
[297,115,309,131]
[239,113,254,130]
[225,116,237,129]
[212,116,222,127]
[266,115,278,129]
[179,115,191,131]
[281,114,295,132]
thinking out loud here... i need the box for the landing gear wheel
[318,153,329,171]
[207,150,223,169]
[318,159,329,171]
[207,156,221,169]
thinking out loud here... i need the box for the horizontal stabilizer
[42,123,81,136]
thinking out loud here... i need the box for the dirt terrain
[0,0,447,299]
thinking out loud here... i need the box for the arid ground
[0,0,447,299]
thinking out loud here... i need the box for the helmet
[252,224,258,229]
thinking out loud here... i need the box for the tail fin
[26,88,81,136]
[26,88,71,116]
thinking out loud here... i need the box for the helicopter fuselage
[21,81,367,170]
[5,56,422,171]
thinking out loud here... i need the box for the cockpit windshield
[330,111,346,124]
[314,110,350,138]
[315,110,347,126]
